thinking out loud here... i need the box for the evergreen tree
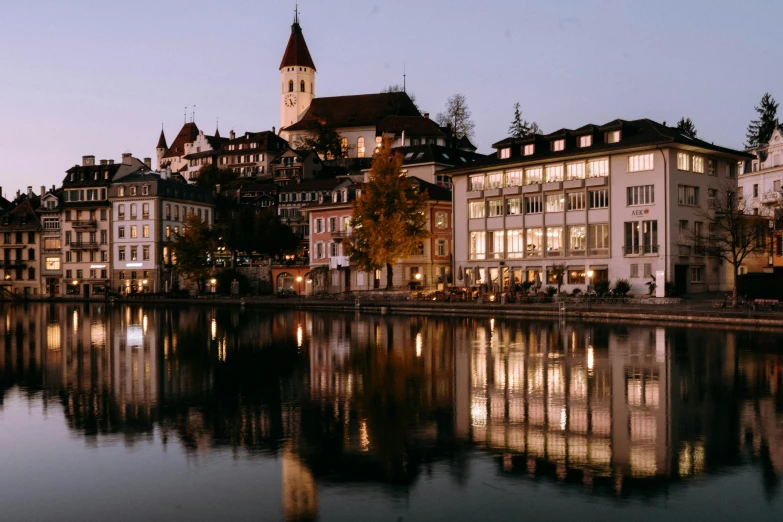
[508,102,530,138]
[746,92,779,147]
[676,117,698,138]
[344,139,430,289]
[435,94,476,140]
[195,164,238,189]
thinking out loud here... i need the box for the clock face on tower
[285,94,297,107]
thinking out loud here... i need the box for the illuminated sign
[125,263,143,267]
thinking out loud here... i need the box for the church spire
[279,9,316,71]
[156,128,168,150]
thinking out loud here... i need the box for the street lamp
[210,277,217,302]
[414,272,422,290]
[296,276,303,302]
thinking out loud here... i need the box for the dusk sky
[1,0,781,193]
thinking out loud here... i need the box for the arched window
[288,80,294,92]
[300,80,305,92]
[277,272,295,292]
[357,137,365,158]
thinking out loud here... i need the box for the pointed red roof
[162,122,199,159]
[156,128,168,150]
[279,21,316,71]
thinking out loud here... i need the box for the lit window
[469,174,485,191]
[500,148,511,159]
[468,201,485,219]
[45,257,60,270]
[552,139,565,152]
[487,172,503,189]
[566,162,585,180]
[546,194,564,213]
[488,200,503,217]
[523,144,535,156]
[693,156,704,173]
[587,159,609,178]
[606,130,621,143]
[579,135,592,147]
[627,153,654,172]
[525,167,542,184]
[545,164,564,182]
[357,137,365,158]
[677,152,690,171]
[469,231,486,260]
[505,170,523,186]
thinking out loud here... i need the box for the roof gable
[162,122,200,159]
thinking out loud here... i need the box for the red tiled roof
[279,22,315,71]
[284,92,420,132]
[162,122,199,159]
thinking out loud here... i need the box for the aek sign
[631,208,650,216]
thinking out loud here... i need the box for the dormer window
[118,187,125,197]
[552,139,565,152]
[523,144,535,156]
[500,148,511,159]
[130,186,137,196]
[606,130,621,143]
[579,135,592,148]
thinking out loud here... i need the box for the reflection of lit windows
[630,411,656,442]
[630,446,657,477]
[47,323,61,351]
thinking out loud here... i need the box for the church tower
[279,9,316,136]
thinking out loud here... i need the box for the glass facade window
[470,231,486,260]
[546,194,564,213]
[545,165,564,182]
[487,172,503,189]
[487,231,504,259]
[505,170,523,187]
[469,201,485,219]
[568,225,587,255]
[589,189,609,209]
[506,229,524,259]
[678,185,699,206]
[506,198,521,215]
[546,227,563,256]
[526,228,542,257]
[488,200,504,217]
[567,192,586,210]
[566,163,585,180]
[627,185,655,206]
[589,224,610,255]
[587,159,609,177]
[525,195,543,214]
[525,167,542,184]
[469,174,485,191]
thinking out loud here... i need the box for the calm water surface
[1,303,782,521]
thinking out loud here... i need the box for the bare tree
[436,93,476,140]
[682,180,769,307]
[381,84,419,111]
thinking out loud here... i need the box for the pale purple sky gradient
[1,0,781,193]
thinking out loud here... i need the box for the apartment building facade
[738,126,783,271]
[109,169,214,294]
[303,177,453,294]
[39,189,63,296]
[60,153,147,298]
[449,119,752,296]
[0,191,42,298]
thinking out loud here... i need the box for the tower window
[300,80,305,92]
[357,137,365,158]
[288,80,294,92]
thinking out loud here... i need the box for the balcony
[69,241,100,250]
[761,190,783,205]
[331,230,353,241]
[72,220,97,228]
[624,245,659,255]
[42,246,61,253]
[0,260,27,267]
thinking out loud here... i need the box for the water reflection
[1,303,782,520]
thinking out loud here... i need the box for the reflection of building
[454,321,738,492]
[112,306,158,412]
[282,445,318,522]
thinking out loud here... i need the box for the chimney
[272,126,276,134]
[108,159,114,165]
[423,112,430,119]
[122,153,132,165]
[41,186,45,197]
[143,157,151,168]
[27,186,32,197]
[230,130,236,140]
[100,159,107,166]
[82,155,95,166]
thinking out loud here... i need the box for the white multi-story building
[449,119,752,296]
[109,168,214,294]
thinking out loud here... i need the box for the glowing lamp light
[72,280,79,286]
[141,279,148,285]
[296,276,303,282]
[587,270,594,278]
[414,273,422,280]
[210,278,217,285]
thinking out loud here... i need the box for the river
[0,303,782,521]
